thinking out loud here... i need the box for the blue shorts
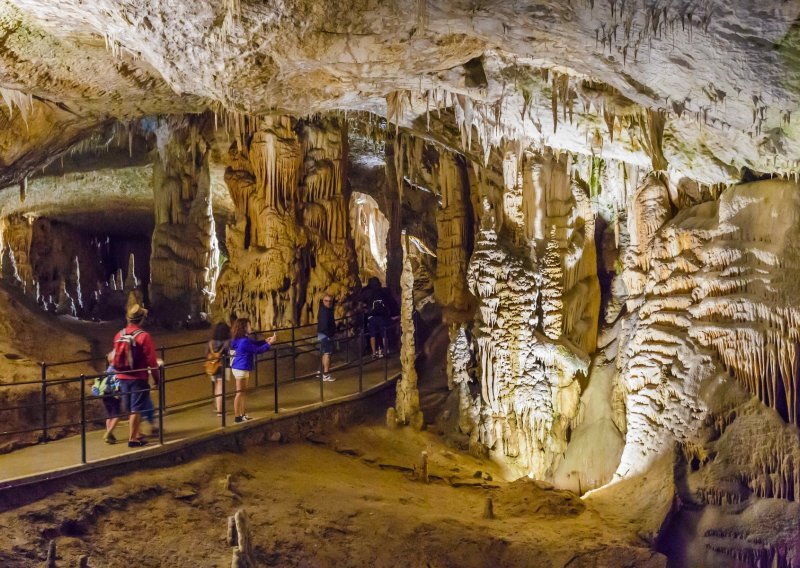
[119,379,152,413]
[318,333,333,355]
[368,316,388,338]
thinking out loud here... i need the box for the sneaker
[234,415,253,423]
[322,374,336,382]
[376,349,384,358]
[103,431,116,444]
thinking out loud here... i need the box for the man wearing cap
[114,304,160,447]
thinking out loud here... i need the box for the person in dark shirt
[317,294,336,382]
[361,277,398,358]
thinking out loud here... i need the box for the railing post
[80,374,86,464]
[158,365,165,446]
[358,331,364,393]
[40,362,48,443]
[159,359,166,419]
[273,347,279,414]
[384,326,389,382]
[254,350,259,388]
[221,353,227,427]
[319,336,324,402]
[291,326,296,381]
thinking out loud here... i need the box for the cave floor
[0,422,666,568]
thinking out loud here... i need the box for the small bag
[204,345,223,376]
[92,373,120,397]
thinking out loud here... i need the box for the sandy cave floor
[0,423,664,568]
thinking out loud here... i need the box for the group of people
[96,277,397,447]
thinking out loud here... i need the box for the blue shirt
[229,337,272,371]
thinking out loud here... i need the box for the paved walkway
[0,337,400,488]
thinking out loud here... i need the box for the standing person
[112,304,160,448]
[229,318,276,423]
[317,294,336,382]
[93,352,122,444]
[206,321,231,416]
[361,277,398,358]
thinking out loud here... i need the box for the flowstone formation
[465,149,600,480]
[614,178,800,565]
[215,115,358,327]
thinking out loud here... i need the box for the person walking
[229,318,276,423]
[112,304,160,447]
[361,277,398,358]
[93,351,122,444]
[206,321,231,416]
[317,294,336,382]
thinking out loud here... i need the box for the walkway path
[0,335,400,488]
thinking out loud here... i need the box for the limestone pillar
[394,234,421,425]
[149,115,218,322]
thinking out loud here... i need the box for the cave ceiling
[0,0,798,187]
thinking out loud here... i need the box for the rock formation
[150,115,218,323]
[215,115,358,328]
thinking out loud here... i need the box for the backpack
[204,342,224,376]
[112,328,144,372]
[92,371,120,397]
[371,298,388,317]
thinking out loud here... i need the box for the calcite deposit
[1,0,800,564]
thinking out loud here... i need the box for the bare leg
[214,380,223,414]
[128,412,141,442]
[234,378,247,416]
[106,416,119,433]
[370,336,377,355]
[322,352,330,374]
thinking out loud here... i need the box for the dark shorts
[102,395,121,418]
[119,379,152,413]
[318,333,333,355]
[367,316,388,338]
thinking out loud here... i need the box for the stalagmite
[394,234,420,425]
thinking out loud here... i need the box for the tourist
[206,321,231,416]
[93,352,121,444]
[317,294,336,382]
[112,304,160,448]
[361,277,398,358]
[229,318,276,423]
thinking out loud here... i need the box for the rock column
[149,115,218,322]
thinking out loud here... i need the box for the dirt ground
[0,422,665,567]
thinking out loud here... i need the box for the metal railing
[0,315,401,470]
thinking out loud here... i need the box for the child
[93,352,122,444]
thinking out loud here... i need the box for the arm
[141,334,161,384]
[243,337,274,355]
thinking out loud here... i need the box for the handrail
[0,315,401,474]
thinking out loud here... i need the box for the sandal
[128,439,148,448]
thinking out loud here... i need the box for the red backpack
[112,328,144,372]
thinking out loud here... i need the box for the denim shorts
[119,379,152,413]
[317,333,333,355]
